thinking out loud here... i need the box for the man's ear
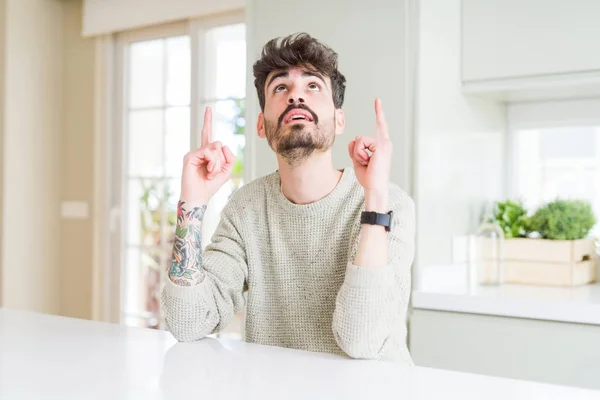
[334,108,345,136]
[257,113,266,138]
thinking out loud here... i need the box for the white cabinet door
[462,0,600,82]
[410,309,600,391]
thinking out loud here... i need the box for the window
[121,33,191,330]
[508,100,600,236]
[511,127,600,208]
[194,22,247,247]
[112,15,246,334]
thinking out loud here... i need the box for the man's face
[257,67,344,165]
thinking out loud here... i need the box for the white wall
[416,0,506,267]
[0,0,5,303]
[2,0,63,313]
[60,0,96,320]
[82,0,244,36]
[246,0,415,191]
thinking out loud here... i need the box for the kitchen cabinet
[461,0,600,100]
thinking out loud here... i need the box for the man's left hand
[347,98,392,211]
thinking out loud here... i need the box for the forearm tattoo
[169,201,208,285]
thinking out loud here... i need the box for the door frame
[92,11,245,324]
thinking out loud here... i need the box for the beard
[265,104,336,166]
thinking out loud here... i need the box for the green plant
[232,151,244,177]
[232,98,246,136]
[139,180,178,247]
[491,199,530,238]
[528,199,596,240]
[230,98,246,184]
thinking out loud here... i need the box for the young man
[161,33,415,364]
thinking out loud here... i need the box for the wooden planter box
[475,238,597,286]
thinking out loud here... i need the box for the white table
[1,309,599,399]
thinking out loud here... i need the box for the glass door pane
[128,110,164,177]
[122,35,191,329]
[118,19,246,336]
[195,22,246,339]
[203,24,247,100]
[129,40,164,108]
[165,107,190,178]
[197,22,247,208]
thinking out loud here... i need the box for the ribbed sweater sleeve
[161,198,248,342]
[332,189,415,362]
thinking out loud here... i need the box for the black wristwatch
[360,211,393,232]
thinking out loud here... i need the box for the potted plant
[491,199,529,238]
[487,199,598,286]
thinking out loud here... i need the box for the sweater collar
[273,167,356,215]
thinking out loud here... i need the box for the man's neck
[277,151,343,205]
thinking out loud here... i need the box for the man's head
[253,33,347,166]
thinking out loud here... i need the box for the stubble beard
[265,114,336,167]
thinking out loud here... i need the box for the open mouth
[284,110,314,124]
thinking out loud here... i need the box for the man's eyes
[273,82,322,93]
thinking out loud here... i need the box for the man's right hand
[180,106,236,204]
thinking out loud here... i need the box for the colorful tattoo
[169,201,207,285]
[171,279,192,286]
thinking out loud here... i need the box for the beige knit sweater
[161,167,415,364]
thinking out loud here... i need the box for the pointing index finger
[201,106,213,146]
[375,98,389,139]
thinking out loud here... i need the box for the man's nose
[287,86,305,104]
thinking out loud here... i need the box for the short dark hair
[252,33,347,111]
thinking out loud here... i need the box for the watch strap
[360,211,393,232]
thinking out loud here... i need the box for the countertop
[412,264,600,325]
[1,308,599,399]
